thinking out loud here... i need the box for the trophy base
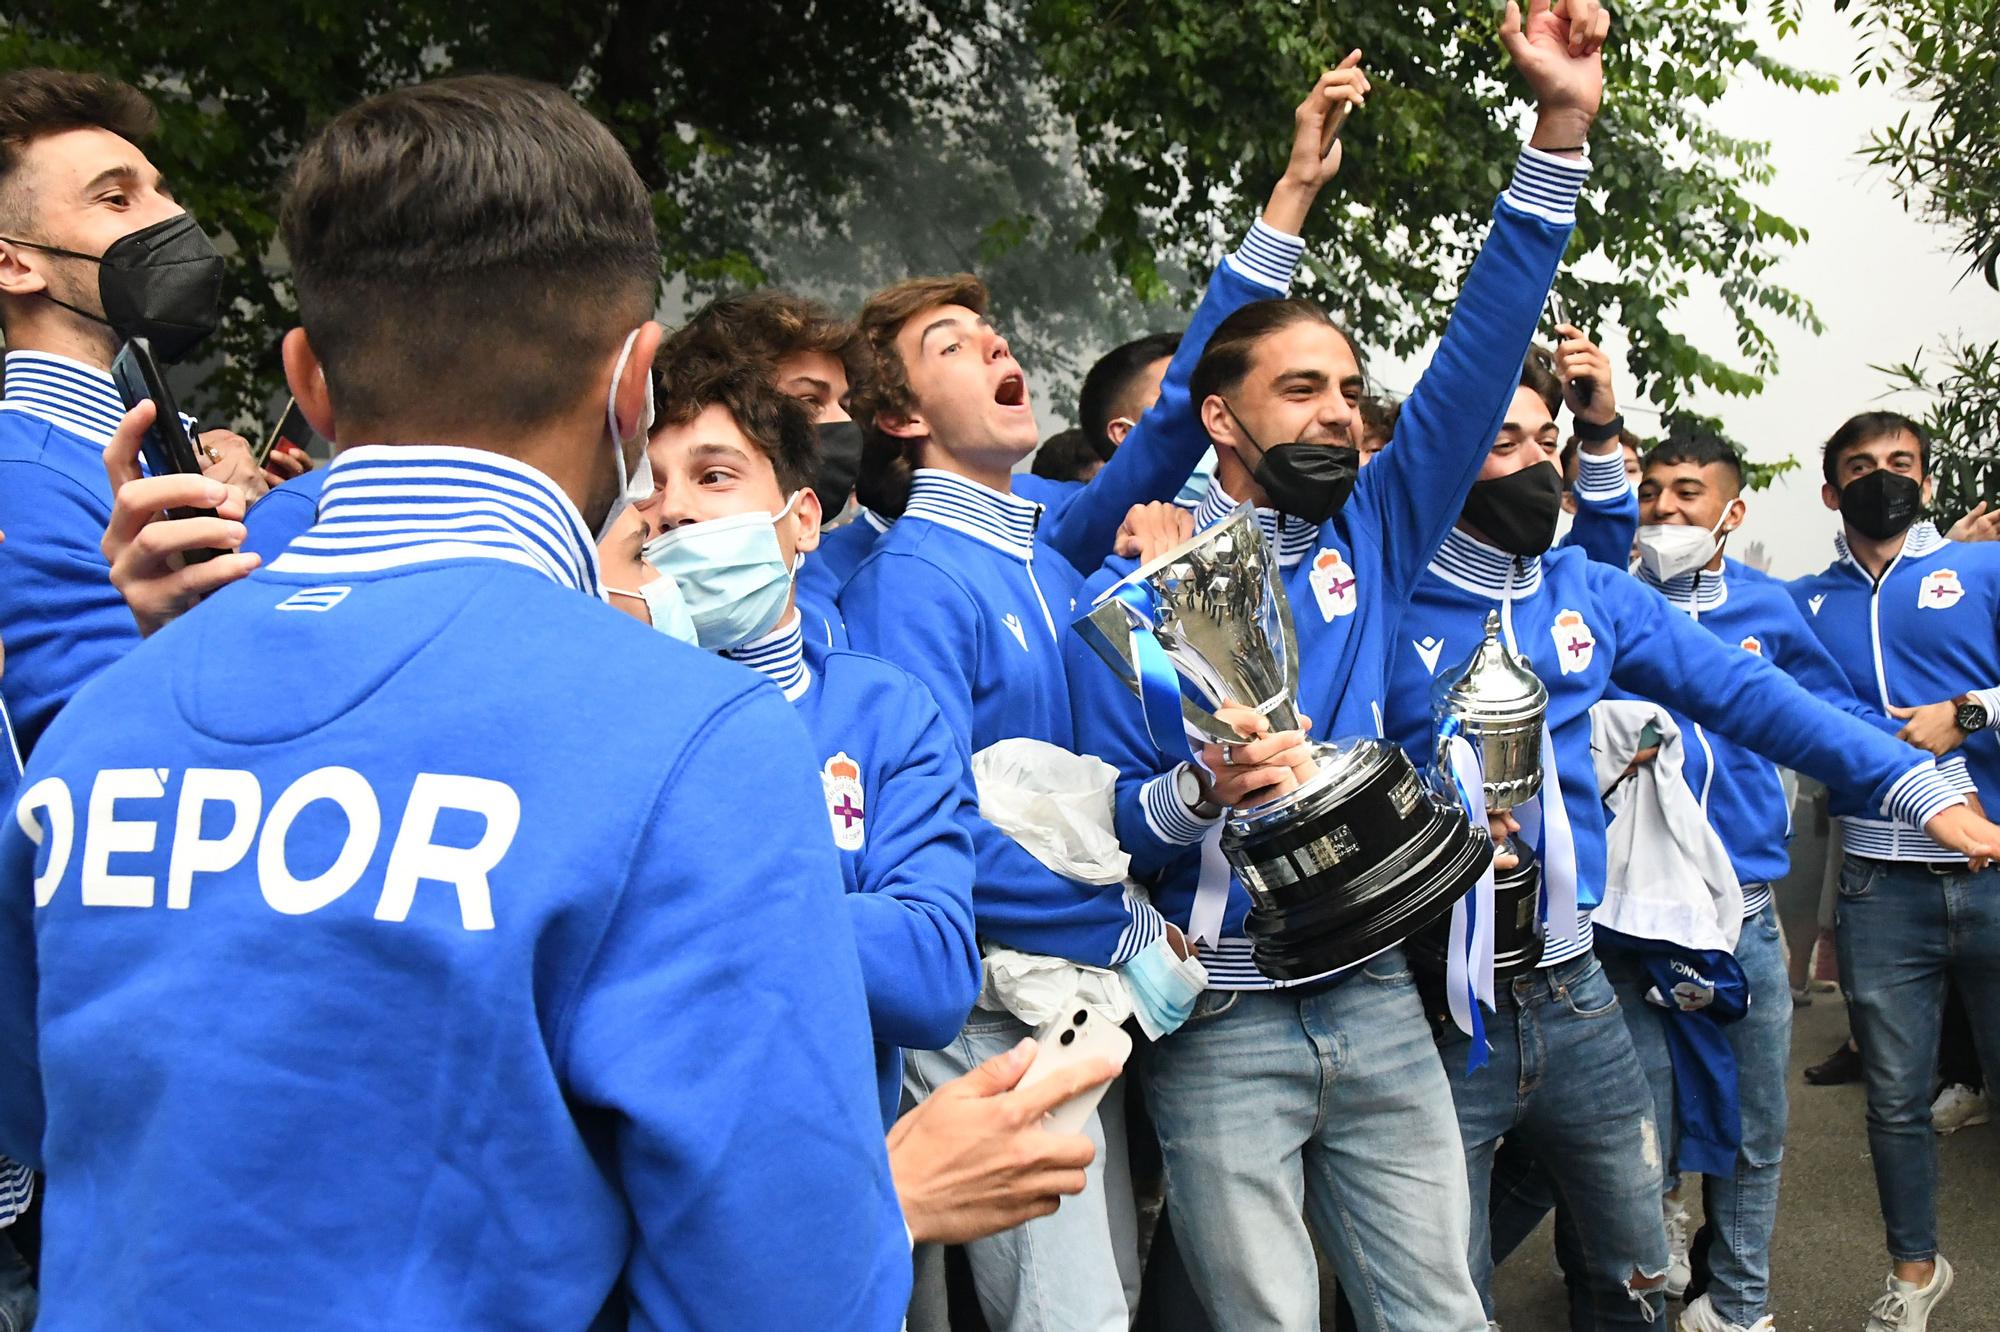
[1241,813,1492,980]
[1403,836,1547,982]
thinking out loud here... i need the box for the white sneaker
[1930,1083,1990,1135]
[1865,1256,1954,1331]
[1678,1293,1775,1332]
[1664,1197,1694,1300]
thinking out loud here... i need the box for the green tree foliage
[1030,0,1834,409]
[1,0,987,420]
[6,0,1833,433]
[1877,341,2000,519]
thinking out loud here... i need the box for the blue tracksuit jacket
[0,445,910,1331]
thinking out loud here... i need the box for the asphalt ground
[1484,992,2000,1331]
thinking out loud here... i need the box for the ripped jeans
[1433,951,1669,1330]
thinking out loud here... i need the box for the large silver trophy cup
[1075,505,1492,979]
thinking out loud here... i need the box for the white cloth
[1589,700,1742,952]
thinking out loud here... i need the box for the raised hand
[1552,322,1618,427]
[102,400,261,637]
[1500,0,1611,150]
[1265,51,1371,233]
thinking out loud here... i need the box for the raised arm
[1045,60,1370,573]
[1351,0,1608,604]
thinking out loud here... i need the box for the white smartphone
[1018,1005,1132,1136]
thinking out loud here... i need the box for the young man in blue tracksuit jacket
[1379,371,2000,1329]
[596,360,981,1129]
[0,77,911,1331]
[0,70,291,760]
[1071,322,1633,1332]
[837,64,1371,1331]
[1494,429,1904,1332]
[1786,411,2000,1332]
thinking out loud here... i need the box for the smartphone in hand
[111,336,220,562]
[1544,292,1597,408]
[1018,1006,1131,1136]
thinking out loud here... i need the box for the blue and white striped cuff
[1225,219,1307,293]
[1969,688,2000,729]
[1141,767,1221,845]
[1503,146,1590,225]
[1573,448,1631,500]
[1882,762,1966,830]
[1110,885,1171,966]
[1939,754,1980,795]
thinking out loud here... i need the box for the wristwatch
[1175,763,1222,820]
[1953,694,1990,734]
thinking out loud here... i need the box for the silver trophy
[1431,609,1548,812]
[1075,504,1492,978]
[1409,609,1552,980]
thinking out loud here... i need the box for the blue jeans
[1609,906,1790,1324]
[1143,949,1487,1332]
[904,1007,1139,1332]
[1436,952,1669,1330]
[1835,854,2000,1263]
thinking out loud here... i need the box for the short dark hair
[279,75,660,441]
[1643,425,1745,493]
[1189,298,1365,411]
[666,290,862,399]
[656,354,819,496]
[0,69,156,230]
[1078,331,1181,459]
[1030,427,1102,483]
[1520,346,1563,417]
[1821,410,1929,487]
[1358,394,1401,447]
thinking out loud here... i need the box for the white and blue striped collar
[1637,559,1728,614]
[0,349,127,446]
[1193,479,1315,569]
[722,609,812,703]
[902,468,1041,561]
[1427,526,1544,599]
[861,507,892,535]
[1835,520,1946,571]
[267,444,601,595]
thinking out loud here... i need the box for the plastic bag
[977,947,1134,1027]
[972,738,1132,886]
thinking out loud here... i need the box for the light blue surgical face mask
[605,575,699,646]
[642,491,804,651]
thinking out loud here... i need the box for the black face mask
[1461,461,1565,556]
[1839,468,1923,542]
[811,419,865,519]
[2,212,225,362]
[1224,402,1360,525]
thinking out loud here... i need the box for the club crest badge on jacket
[1920,569,1965,610]
[1309,547,1358,620]
[1551,608,1596,675]
[822,752,866,851]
